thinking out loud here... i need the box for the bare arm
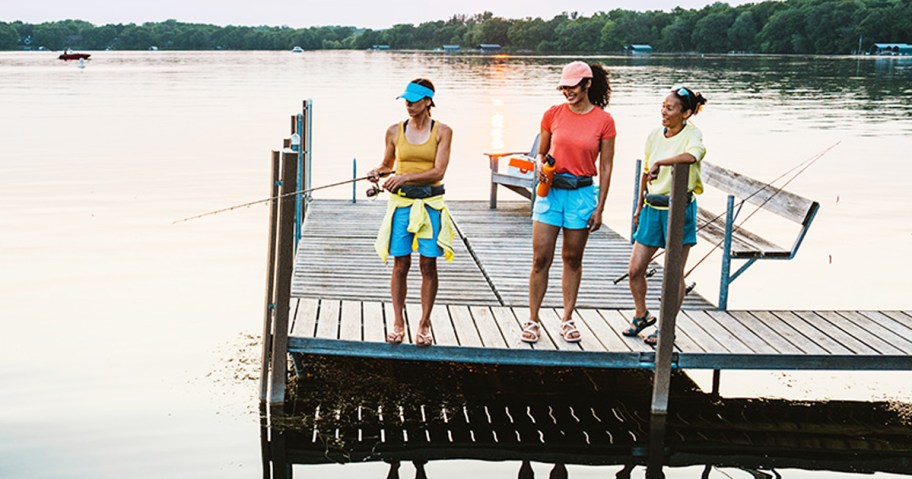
[588,137,615,232]
[646,152,696,182]
[368,124,399,183]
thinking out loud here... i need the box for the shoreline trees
[2,0,910,55]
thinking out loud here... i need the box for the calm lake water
[1,50,911,478]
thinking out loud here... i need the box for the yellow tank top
[395,120,441,185]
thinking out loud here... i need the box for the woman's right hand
[633,206,642,230]
[367,168,384,183]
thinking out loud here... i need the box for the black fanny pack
[396,184,445,199]
[551,174,593,190]
[645,192,693,207]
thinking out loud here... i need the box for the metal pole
[719,195,735,310]
[294,113,304,246]
[651,162,689,415]
[631,159,642,243]
[352,158,357,203]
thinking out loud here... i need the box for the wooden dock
[287,199,912,371]
[292,200,712,309]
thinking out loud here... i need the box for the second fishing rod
[612,142,836,285]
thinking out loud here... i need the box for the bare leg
[390,255,410,338]
[417,255,438,345]
[528,221,560,325]
[560,227,590,322]
[628,242,659,318]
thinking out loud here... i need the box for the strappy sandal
[560,320,582,343]
[416,331,433,348]
[622,311,656,337]
[520,321,541,343]
[645,330,660,346]
[386,328,405,344]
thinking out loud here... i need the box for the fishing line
[612,142,839,284]
[683,141,838,278]
[172,171,392,224]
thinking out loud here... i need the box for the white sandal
[521,321,541,343]
[560,320,582,343]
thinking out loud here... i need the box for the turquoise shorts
[633,201,698,248]
[389,205,443,257]
[532,183,597,230]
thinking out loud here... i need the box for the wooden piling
[269,150,299,405]
[259,151,281,403]
[651,162,689,415]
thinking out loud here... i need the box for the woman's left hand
[588,207,603,232]
[382,174,407,193]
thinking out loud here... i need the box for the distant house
[625,44,653,55]
[478,44,502,53]
[371,44,390,50]
[872,43,912,56]
[442,44,460,53]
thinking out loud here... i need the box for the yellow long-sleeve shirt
[374,194,455,263]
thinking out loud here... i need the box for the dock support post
[712,369,721,397]
[631,159,642,244]
[268,150,299,405]
[651,163,689,415]
[259,151,282,403]
[352,158,357,203]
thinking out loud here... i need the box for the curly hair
[586,64,611,109]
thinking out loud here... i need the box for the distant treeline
[1,0,910,54]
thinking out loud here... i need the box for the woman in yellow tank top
[368,78,454,347]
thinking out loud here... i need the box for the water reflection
[259,357,912,478]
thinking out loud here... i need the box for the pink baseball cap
[556,61,593,88]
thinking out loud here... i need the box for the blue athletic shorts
[633,201,698,248]
[389,205,443,257]
[532,183,597,230]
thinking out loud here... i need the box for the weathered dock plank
[291,199,712,310]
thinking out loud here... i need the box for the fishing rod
[682,141,838,279]
[172,171,392,224]
[612,142,839,285]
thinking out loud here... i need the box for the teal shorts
[633,201,698,248]
[532,183,597,230]
[389,205,443,257]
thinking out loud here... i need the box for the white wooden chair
[484,134,540,209]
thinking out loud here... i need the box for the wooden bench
[484,134,540,209]
[631,160,820,310]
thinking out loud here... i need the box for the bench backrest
[701,162,818,226]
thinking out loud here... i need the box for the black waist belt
[645,192,693,207]
[551,174,593,190]
[396,184,445,199]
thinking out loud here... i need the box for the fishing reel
[366,184,383,199]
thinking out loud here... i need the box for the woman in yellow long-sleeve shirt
[368,78,454,348]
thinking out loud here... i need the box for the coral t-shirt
[540,103,616,177]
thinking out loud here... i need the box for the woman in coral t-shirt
[521,61,616,344]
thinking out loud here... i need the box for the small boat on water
[291,46,304,53]
[58,51,91,61]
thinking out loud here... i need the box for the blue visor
[396,82,435,102]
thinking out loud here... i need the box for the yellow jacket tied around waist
[375,194,455,263]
